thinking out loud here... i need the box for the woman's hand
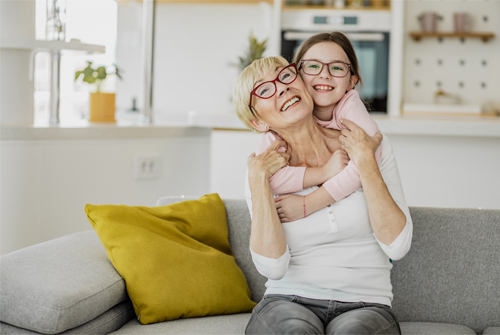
[274,194,305,223]
[322,149,350,179]
[247,139,290,181]
[338,119,382,166]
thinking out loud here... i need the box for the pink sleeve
[322,90,383,201]
[256,132,306,196]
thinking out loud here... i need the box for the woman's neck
[274,117,339,167]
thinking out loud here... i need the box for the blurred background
[1,0,500,255]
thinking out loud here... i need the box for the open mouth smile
[313,85,334,92]
[281,96,301,112]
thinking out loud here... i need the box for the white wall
[116,2,275,116]
[0,135,211,255]
[210,130,500,210]
[403,1,500,106]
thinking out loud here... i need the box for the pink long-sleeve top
[255,90,382,201]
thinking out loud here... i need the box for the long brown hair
[293,31,362,89]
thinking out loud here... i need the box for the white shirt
[245,135,413,307]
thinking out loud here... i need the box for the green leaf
[96,66,107,80]
[74,71,83,81]
[83,75,97,84]
[74,61,122,88]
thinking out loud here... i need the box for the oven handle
[283,32,385,42]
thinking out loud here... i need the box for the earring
[264,125,269,131]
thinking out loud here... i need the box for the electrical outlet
[134,154,160,180]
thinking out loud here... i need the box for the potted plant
[74,61,122,122]
[233,33,267,73]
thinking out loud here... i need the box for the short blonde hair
[232,56,289,132]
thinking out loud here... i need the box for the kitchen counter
[188,111,500,138]
[2,112,500,140]
[0,120,210,140]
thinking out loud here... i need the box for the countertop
[188,111,500,138]
[0,119,210,140]
[2,112,500,140]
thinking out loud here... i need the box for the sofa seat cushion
[400,322,476,335]
[110,318,478,335]
[0,300,135,335]
[0,231,128,334]
[483,327,500,335]
[109,313,252,335]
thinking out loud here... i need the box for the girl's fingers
[269,139,287,151]
[281,152,291,162]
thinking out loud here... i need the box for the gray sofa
[1,197,499,335]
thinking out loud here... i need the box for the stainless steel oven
[281,10,391,113]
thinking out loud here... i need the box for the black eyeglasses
[300,60,351,78]
[249,63,298,109]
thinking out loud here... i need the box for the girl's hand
[247,139,290,180]
[322,149,350,179]
[339,119,382,166]
[275,194,305,223]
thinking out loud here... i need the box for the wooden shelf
[409,32,495,42]
[283,5,390,11]
[116,0,272,3]
[0,38,105,53]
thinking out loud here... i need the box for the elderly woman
[233,56,413,335]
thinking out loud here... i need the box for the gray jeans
[246,294,401,335]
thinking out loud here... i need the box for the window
[34,0,117,124]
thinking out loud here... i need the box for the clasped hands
[247,119,382,223]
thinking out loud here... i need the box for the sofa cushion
[391,207,500,333]
[156,197,268,303]
[109,319,477,335]
[86,193,256,325]
[109,313,252,335]
[0,300,135,335]
[0,231,128,334]
[400,322,476,334]
[483,327,500,335]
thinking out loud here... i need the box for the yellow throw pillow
[85,193,256,325]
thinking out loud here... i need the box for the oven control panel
[313,16,358,25]
[281,10,391,32]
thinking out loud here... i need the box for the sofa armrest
[0,231,129,334]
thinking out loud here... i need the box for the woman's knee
[246,297,323,335]
[327,308,400,335]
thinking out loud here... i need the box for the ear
[349,74,359,90]
[249,119,268,132]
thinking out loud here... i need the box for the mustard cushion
[85,193,256,325]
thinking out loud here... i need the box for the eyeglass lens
[302,60,349,77]
[255,66,297,98]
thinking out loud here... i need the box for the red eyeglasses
[248,63,298,109]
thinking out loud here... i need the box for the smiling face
[299,42,358,111]
[250,64,314,133]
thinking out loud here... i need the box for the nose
[319,64,331,78]
[277,82,290,97]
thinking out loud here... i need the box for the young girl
[254,32,383,222]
